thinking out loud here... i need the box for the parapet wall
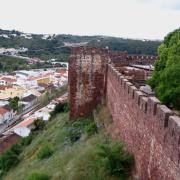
[110,51,157,67]
[106,64,180,180]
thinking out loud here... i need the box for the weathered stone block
[125,81,133,93]
[139,96,148,113]
[134,90,146,105]
[147,96,161,115]
[157,105,173,128]
[129,85,138,98]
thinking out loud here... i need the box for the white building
[0,107,13,124]
[14,127,31,137]
[20,94,38,111]
[34,110,51,121]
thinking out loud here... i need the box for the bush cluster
[0,144,22,173]
[85,121,98,136]
[98,140,134,179]
[37,143,54,160]
[51,102,69,117]
[65,117,98,143]
[65,136,134,180]
[33,119,46,131]
[21,134,33,146]
[28,172,50,180]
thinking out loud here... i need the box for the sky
[0,0,180,40]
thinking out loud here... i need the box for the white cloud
[0,0,179,39]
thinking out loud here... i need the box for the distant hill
[0,29,161,61]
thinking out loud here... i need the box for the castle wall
[106,64,180,180]
[68,47,180,179]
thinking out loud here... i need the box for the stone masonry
[68,47,110,120]
[106,64,180,180]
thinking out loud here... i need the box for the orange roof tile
[1,77,16,82]
[0,133,21,154]
[0,107,9,114]
[14,118,35,129]
[0,85,13,90]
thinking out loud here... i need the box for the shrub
[37,143,53,160]
[0,143,23,172]
[54,103,65,113]
[33,119,46,131]
[66,125,82,143]
[21,134,33,146]
[0,149,20,172]
[98,141,134,179]
[63,102,70,112]
[65,118,93,143]
[28,172,50,180]
[85,122,98,136]
[10,144,22,155]
[51,102,69,117]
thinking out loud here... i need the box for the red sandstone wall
[68,47,109,120]
[106,64,180,180]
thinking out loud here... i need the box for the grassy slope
[4,111,120,180]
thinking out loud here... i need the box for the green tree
[9,96,19,112]
[33,119,46,131]
[148,28,180,109]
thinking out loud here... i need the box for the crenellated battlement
[108,63,179,131]
[107,63,180,179]
[110,51,157,67]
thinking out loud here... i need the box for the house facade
[0,107,13,124]
[20,94,38,111]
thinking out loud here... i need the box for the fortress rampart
[68,47,180,179]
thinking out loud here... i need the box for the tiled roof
[21,94,37,102]
[2,105,12,111]
[27,73,52,81]
[0,85,13,90]
[0,107,9,114]
[1,77,16,82]
[0,133,21,154]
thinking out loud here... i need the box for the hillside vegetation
[0,29,160,61]
[148,28,180,110]
[0,55,27,72]
[2,105,134,180]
